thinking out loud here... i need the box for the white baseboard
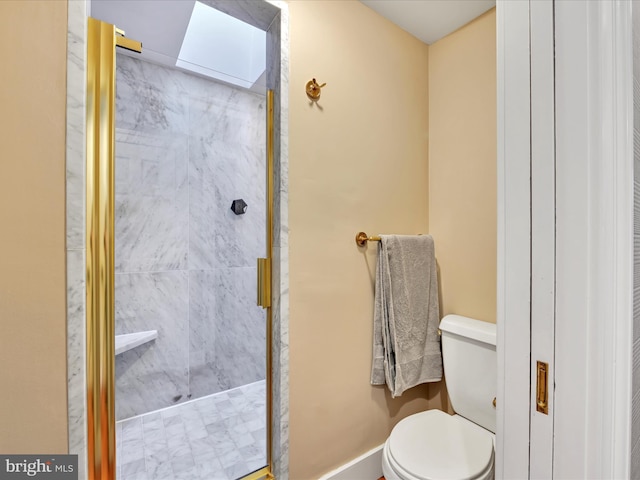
[318,444,384,480]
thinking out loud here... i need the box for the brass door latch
[536,360,549,414]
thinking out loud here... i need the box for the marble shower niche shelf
[115,330,158,356]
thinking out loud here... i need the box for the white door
[498,0,633,478]
[529,0,555,477]
[497,0,555,477]
[496,0,533,477]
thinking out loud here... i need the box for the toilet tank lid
[440,315,496,346]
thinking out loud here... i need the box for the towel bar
[355,231,427,247]
[355,231,381,246]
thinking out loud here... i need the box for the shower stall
[112,53,267,479]
[83,1,282,478]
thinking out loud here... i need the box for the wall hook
[306,78,326,100]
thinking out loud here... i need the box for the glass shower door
[112,51,268,480]
[86,3,273,478]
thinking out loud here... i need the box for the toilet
[382,314,496,480]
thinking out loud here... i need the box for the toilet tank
[440,314,496,433]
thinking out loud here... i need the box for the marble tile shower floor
[116,380,267,480]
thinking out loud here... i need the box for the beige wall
[288,1,431,478]
[288,4,496,477]
[428,9,497,325]
[0,1,69,453]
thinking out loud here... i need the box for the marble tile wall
[65,0,87,478]
[202,0,280,31]
[189,268,266,399]
[266,3,291,477]
[115,272,190,419]
[115,130,189,273]
[114,54,266,420]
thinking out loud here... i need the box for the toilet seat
[384,409,494,480]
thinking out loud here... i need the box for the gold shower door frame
[86,17,274,480]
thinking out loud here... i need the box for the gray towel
[371,235,443,397]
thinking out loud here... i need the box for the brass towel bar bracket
[355,231,381,247]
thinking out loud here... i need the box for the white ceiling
[360,0,496,45]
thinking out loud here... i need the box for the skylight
[177,1,266,89]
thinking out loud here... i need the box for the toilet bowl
[382,410,494,480]
[382,315,497,480]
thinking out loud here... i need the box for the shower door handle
[257,258,271,308]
